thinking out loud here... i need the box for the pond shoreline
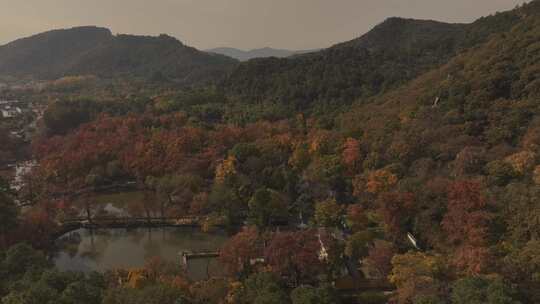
[52,216,230,240]
[54,226,230,281]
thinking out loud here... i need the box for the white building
[1,107,22,118]
[0,100,21,105]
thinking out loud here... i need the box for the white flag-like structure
[407,232,420,250]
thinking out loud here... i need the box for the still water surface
[54,227,229,281]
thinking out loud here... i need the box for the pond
[54,227,229,281]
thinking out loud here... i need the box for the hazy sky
[0,0,529,50]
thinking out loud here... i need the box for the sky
[0,0,530,50]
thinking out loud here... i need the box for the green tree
[239,273,289,304]
[313,198,344,228]
[60,280,104,304]
[451,276,520,304]
[43,99,96,135]
[389,252,445,304]
[503,240,540,302]
[345,231,375,262]
[0,179,18,248]
[248,188,288,229]
[290,285,340,304]
[103,283,189,304]
[208,184,244,226]
[1,243,51,281]
[413,295,446,304]
[3,282,59,304]
[485,160,517,186]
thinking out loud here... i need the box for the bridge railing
[59,216,202,229]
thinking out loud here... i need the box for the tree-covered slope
[222,5,526,110]
[0,26,238,83]
[0,26,113,78]
[335,7,540,299]
[9,2,540,304]
[340,4,540,162]
[69,33,238,84]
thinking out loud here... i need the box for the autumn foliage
[442,181,492,275]
[377,192,415,243]
[264,230,324,286]
[219,227,262,276]
[342,137,362,174]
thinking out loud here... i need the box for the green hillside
[0,26,113,78]
[0,26,238,84]
[4,2,540,304]
[336,5,540,300]
[222,7,524,111]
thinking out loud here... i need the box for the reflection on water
[54,227,228,281]
[73,191,148,218]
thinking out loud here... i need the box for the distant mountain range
[206,47,319,61]
[0,26,238,83]
[0,2,527,94]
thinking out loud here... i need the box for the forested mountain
[332,3,540,300]
[0,27,112,78]
[5,2,540,304]
[222,7,524,110]
[206,47,319,61]
[0,26,238,83]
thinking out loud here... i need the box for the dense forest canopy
[221,7,524,112]
[2,1,540,304]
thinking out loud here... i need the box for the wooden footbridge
[55,216,204,238]
[179,250,221,266]
[61,216,200,227]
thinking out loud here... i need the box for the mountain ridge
[0,26,238,83]
[0,2,530,91]
[221,7,526,110]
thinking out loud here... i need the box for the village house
[0,100,24,119]
[0,99,22,105]
[1,105,22,119]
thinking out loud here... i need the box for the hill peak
[0,26,237,81]
[2,26,113,48]
[334,17,465,51]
